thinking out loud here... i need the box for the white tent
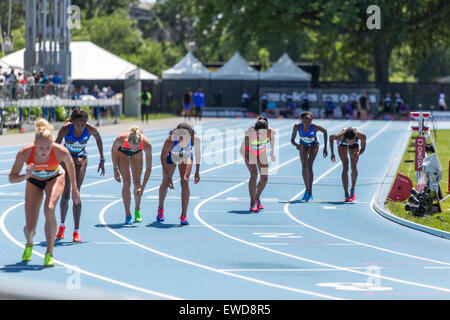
[259,53,311,81]
[440,76,450,83]
[211,52,258,80]
[0,41,158,80]
[162,52,211,79]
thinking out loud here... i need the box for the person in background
[241,89,250,109]
[382,92,392,119]
[265,99,277,118]
[193,88,205,122]
[51,72,62,86]
[301,92,310,111]
[260,91,268,112]
[324,95,335,119]
[349,92,358,116]
[358,92,370,120]
[181,88,192,121]
[138,87,152,124]
[438,93,447,111]
[394,93,403,114]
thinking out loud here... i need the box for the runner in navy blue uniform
[55,109,104,242]
[291,111,328,201]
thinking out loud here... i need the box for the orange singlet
[26,145,61,179]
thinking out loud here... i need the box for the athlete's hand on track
[72,188,81,205]
[114,168,121,182]
[168,177,174,189]
[136,186,143,195]
[98,161,105,176]
[331,154,336,162]
[194,171,200,184]
[25,164,35,179]
[323,148,328,158]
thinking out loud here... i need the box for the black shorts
[118,147,142,158]
[27,174,61,190]
[339,143,359,149]
[166,152,193,165]
[195,107,202,115]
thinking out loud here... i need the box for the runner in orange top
[9,119,80,266]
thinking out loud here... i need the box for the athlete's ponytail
[35,118,54,141]
[128,125,143,145]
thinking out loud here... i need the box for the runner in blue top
[55,108,105,242]
[291,111,328,201]
[158,123,201,225]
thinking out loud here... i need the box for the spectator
[214,88,223,107]
[349,92,358,113]
[358,92,370,120]
[324,95,335,119]
[260,91,268,111]
[138,86,152,124]
[285,91,293,107]
[181,88,192,121]
[6,68,18,99]
[300,91,310,111]
[438,93,447,111]
[0,66,3,83]
[91,84,100,98]
[394,93,403,113]
[284,100,296,118]
[381,92,392,119]
[398,102,409,120]
[241,89,250,109]
[265,99,277,117]
[193,88,205,122]
[51,71,62,85]
[341,103,353,120]
[106,86,115,98]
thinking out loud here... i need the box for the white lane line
[194,121,450,294]
[219,267,379,272]
[99,201,342,300]
[0,202,182,300]
[284,122,450,268]
[96,123,343,300]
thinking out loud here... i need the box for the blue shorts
[183,104,191,110]
[166,152,193,165]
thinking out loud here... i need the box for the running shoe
[134,209,142,223]
[125,215,133,225]
[256,199,264,210]
[180,215,189,225]
[21,245,33,261]
[345,193,351,202]
[302,190,309,201]
[350,190,356,202]
[73,231,82,243]
[156,209,165,222]
[56,226,66,240]
[250,204,259,213]
[307,193,313,201]
[44,253,54,267]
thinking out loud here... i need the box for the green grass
[119,113,176,121]
[385,129,450,232]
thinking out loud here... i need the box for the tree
[184,0,450,83]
